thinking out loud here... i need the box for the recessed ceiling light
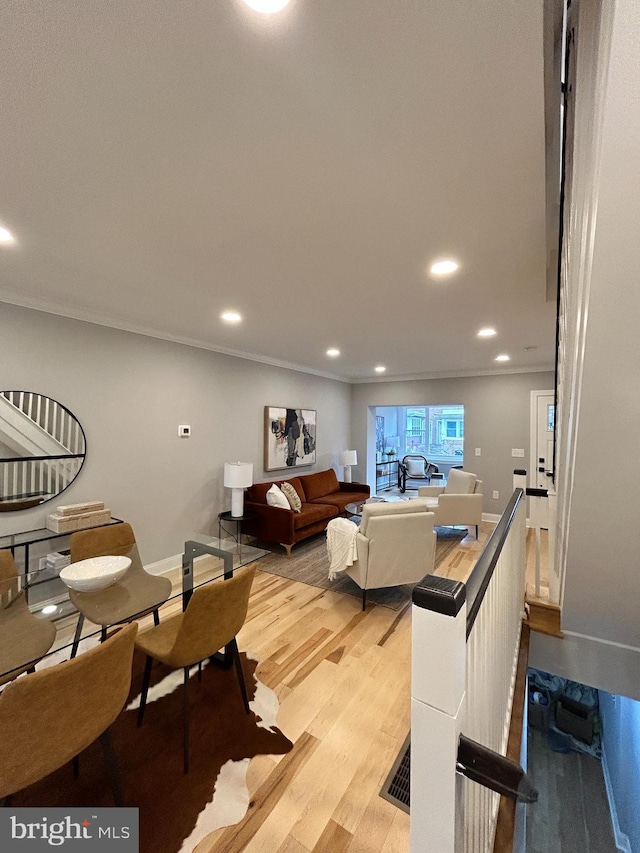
[221,311,242,324]
[495,354,510,362]
[374,365,386,373]
[326,348,340,357]
[477,328,496,338]
[429,259,459,276]
[41,605,57,615]
[0,226,15,245]
[243,0,291,12]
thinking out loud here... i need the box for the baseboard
[145,553,181,576]
[563,629,640,655]
[601,743,632,853]
[529,631,640,703]
[482,512,501,523]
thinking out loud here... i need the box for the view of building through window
[375,405,464,469]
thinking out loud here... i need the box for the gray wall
[554,0,640,655]
[0,304,351,562]
[527,0,640,704]
[599,691,640,850]
[351,372,555,514]
[1,304,556,564]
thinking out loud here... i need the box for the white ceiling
[0,0,555,382]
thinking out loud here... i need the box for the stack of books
[38,550,71,574]
[46,501,112,534]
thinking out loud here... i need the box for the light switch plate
[493,490,499,499]
[511,448,525,457]
[475,448,481,456]
[178,425,191,437]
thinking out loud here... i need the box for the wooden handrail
[464,488,524,638]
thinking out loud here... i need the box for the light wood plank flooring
[45,520,556,851]
[196,523,491,853]
[525,526,550,601]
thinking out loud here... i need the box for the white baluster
[411,494,526,853]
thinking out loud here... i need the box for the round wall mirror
[0,391,87,511]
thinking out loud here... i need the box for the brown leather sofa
[242,468,370,555]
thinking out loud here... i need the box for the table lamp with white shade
[339,450,357,483]
[224,461,254,517]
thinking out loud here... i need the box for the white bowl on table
[60,555,132,592]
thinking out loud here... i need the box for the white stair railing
[0,392,85,502]
[0,456,83,501]
[410,488,528,852]
[0,391,84,455]
[513,469,560,605]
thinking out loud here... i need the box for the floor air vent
[380,734,411,813]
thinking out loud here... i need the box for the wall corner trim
[600,740,632,853]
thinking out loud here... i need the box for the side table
[217,511,256,561]
[375,459,399,491]
[0,517,124,606]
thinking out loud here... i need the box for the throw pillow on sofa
[266,484,290,509]
[281,481,302,512]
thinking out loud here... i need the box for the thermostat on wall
[178,425,191,437]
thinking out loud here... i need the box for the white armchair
[345,501,436,609]
[417,468,483,539]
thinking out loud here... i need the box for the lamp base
[343,466,352,483]
[231,489,244,518]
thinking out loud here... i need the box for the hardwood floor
[526,728,618,853]
[196,523,491,853]
[44,518,551,851]
[525,526,550,601]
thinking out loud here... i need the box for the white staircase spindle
[411,491,527,853]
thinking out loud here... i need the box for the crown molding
[347,365,554,383]
[0,294,350,384]
[1,293,554,386]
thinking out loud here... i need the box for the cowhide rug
[11,648,293,853]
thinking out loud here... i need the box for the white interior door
[532,392,555,490]
[529,390,555,532]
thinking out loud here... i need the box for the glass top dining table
[0,535,270,684]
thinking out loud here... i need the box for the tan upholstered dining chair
[0,550,57,686]
[135,563,256,773]
[69,523,172,657]
[0,623,137,806]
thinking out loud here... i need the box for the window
[406,409,426,452]
[547,404,555,432]
[375,404,464,464]
[440,419,463,439]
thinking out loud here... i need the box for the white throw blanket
[326,517,358,580]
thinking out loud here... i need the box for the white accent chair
[344,501,436,609]
[416,468,483,539]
